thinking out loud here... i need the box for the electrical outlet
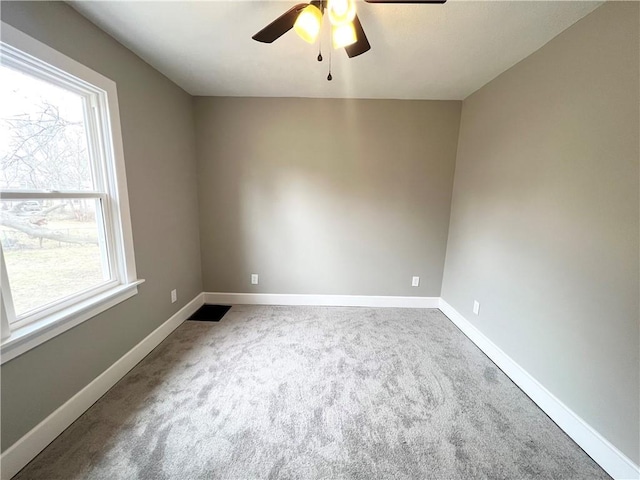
[411,276,420,287]
[171,289,177,304]
[473,300,480,315]
[251,274,259,285]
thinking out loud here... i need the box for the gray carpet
[15,306,609,479]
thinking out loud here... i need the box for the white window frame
[0,23,144,364]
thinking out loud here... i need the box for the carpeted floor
[15,306,609,479]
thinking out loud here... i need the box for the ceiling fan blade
[252,3,308,43]
[365,0,446,3]
[345,14,371,58]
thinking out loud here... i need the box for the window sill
[0,279,145,364]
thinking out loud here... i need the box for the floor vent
[188,304,231,322]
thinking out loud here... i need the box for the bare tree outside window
[0,65,109,316]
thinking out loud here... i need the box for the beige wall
[442,2,639,463]
[195,97,461,297]
[1,2,203,450]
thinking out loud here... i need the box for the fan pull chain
[318,0,324,62]
[327,45,333,81]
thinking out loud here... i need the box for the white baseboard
[438,298,640,480]
[0,293,204,480]
[204,292,440,308]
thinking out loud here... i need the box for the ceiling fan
[252,0,447,75]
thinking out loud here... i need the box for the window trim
[0,22,143,364]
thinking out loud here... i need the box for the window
[0,23,142,363]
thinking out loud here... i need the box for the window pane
[0,198,111,318]
[0,65,95,191]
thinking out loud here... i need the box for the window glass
[1,198,110,317]
[0,64,94,191]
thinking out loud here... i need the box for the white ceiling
[69,1,602,100]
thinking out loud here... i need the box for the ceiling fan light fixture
[328,0,356,26]
[293,4,323,43]
[332,21,357,49]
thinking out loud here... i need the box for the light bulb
[294,4,323,43]
[328,0,356,26]
[332,0,349,16]
[332,22,357,49]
